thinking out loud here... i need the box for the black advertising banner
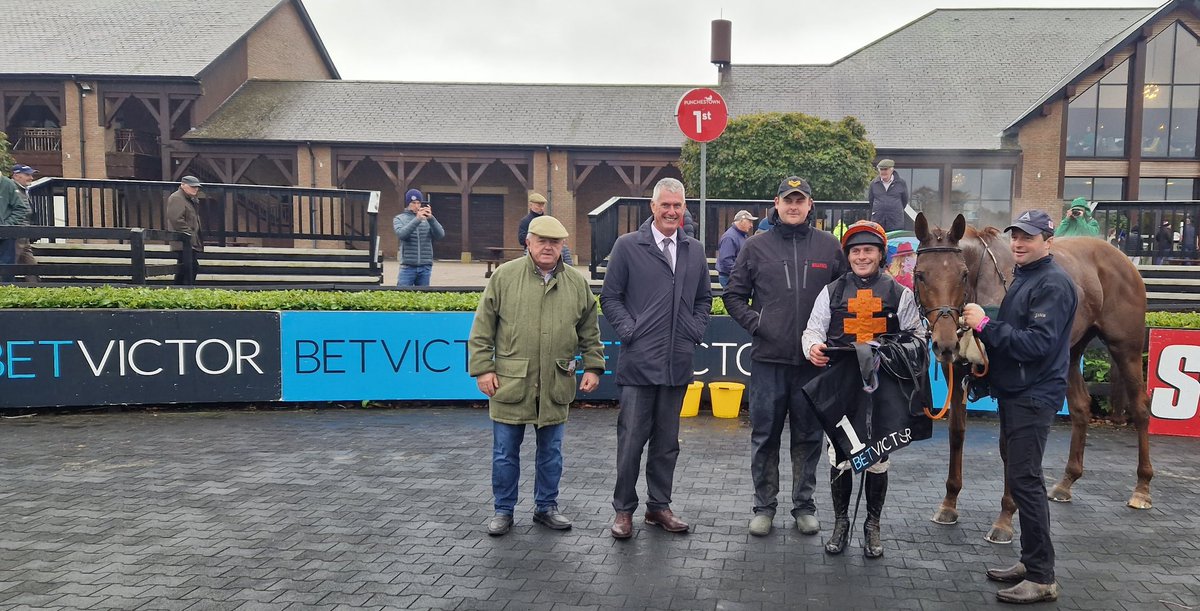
[0,310,281,408]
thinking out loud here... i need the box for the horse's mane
[963,225,1003,241]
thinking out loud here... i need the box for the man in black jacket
[867,159,909,232]
[516,192,546,248]
[600,177,712,540]
[964,209,1076,604]
[723,177,847,537]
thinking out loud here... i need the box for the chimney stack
[711,19,731,84]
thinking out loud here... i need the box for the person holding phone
[393,188,445,286]
[1054,197,1099,238]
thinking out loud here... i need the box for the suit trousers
[999,396,1057,584]
[613,384,686,513]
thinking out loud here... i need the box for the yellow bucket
[709,382,746,418]
[681,381,704,417]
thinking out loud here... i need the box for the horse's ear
[950,214,967,242]
[915,212,929,242]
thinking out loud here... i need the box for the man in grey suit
[600,177,712,539]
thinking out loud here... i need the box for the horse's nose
[932,340,954,363]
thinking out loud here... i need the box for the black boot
[824,467,852,555]
[863,470,888,558]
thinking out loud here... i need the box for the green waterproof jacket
[468,255,606,427]
[0,176,28,226]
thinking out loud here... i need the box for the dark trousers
[613,384,686,513]
[748,360,823,517]
[175,249,199,285]
[16,238,37,283]
[0,238,15,282]
[999,396,1057,584]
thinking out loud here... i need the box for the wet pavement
[0,407,1196,610]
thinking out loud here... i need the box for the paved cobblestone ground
[0,407,1197,610]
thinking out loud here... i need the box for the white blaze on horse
[913,212,1153,544]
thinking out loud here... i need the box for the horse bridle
[914,245,969,337]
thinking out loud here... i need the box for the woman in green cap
[1055,197,1100,238]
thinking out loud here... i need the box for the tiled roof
[186,80,694,148]
[722,8,1152,150]
[189,7,1154,151]
[2,0,287,78]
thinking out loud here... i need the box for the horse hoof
[985,527,1013,545]
[1048,486,1072,503]
[930,507,959,525]
[1127,492,1152,510]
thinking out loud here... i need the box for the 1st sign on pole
[675,88,728,143]
[676,88,728,248]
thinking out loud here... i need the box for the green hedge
[0,286,1196,327]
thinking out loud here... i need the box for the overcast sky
[302,0,1162,84]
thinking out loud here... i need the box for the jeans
[748,359,824,518]
[718,273,729,288]
[492,421,565,515]
[999,396,1057,584]
[397,264,432,287]
[0,238,15,282]
[175,249,199,285]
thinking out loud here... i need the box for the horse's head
[914,212,970,364]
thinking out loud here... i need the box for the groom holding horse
[963,209,1077,604]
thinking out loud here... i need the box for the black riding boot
[824,467,852,554]
[863,470,888,558]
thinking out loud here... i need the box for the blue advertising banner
[280,311,481,401]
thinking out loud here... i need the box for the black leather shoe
[533,508,572,530]
[996,579,1059,604]
[986,562,1028,584]
[486,514,513,536]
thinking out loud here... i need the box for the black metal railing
[0,226,190,284]
[587,196,870,276]
[27,178,382,273]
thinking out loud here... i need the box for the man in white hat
[717,209,757,288]
[469,215,605,536]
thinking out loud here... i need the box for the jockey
[801,220,929,558]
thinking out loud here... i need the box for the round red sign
[675,88,729,143]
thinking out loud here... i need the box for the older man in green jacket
[0,172,30,282]
[468,215,605,536]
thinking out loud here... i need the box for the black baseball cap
[777,176,812,198]
[1005,209,1054,235]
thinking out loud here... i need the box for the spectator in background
[1054,198,1100,238]
[9,164,38,283]
[1181,217,1197,262]
[716,209,757,288]
[867,159,909,232]
[517,192,547,249]
[1154,220,1174,265]
[393,189,445,287]
[166,175,204,285]
[0,166,30,282]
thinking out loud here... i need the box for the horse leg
[1111,340,1154,509]
[986,417,1016,544]
[1050,351,1090,502]
[932,364,965,525]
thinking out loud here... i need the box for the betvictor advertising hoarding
[0,311,281,408]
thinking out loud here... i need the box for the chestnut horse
[913,212,1153,544]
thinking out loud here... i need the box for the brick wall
[59,81,107,179]
[246,2,335,80]
[193,43,249,126]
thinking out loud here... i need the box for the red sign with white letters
[1148,328,1200,437]
[675,88,728,143]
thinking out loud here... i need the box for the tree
[679,112,876,201]
[0,131,13,175]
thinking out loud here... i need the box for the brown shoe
[611,511,633,539]
[986,562,1028,584]
[996,579,1059,604]
[644,509,689,533]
